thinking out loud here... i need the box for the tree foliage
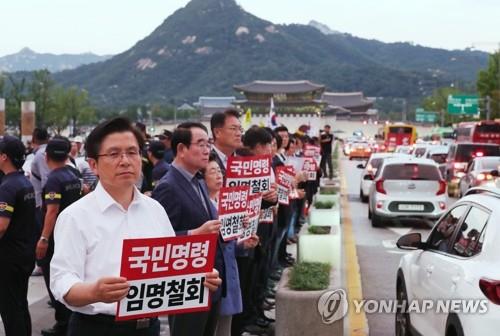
[477,51,500,119]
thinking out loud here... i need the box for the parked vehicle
[396,187,500,336]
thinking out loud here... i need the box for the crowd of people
[0,109,335,336]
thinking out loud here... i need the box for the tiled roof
[322,92,374,108]
[234,80,325,94]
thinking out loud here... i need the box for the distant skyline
[1,0,499,57]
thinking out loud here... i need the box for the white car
[458,156,500,197]
[368,157,447,227]
[357,153,409,203]
[426,145,450,178]
[395,187,500,336]
[395,145,413,155]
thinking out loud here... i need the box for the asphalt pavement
[341,155,457,336]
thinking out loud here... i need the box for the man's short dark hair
[147,141,166,160]
[46,137,71,163]
[285,134,296,151]
[210,109,240,140]
[85,117,145,160]
[274,126,289,134]
[32,128,49,144]
[325,125,331,129]
[274,133,283,149]
[162,130,172,139]
[0,136,26,169]
[243,126,272,149]
[171,122,208,157]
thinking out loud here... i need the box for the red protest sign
[218,186,250,241]
[238,193,262,243]
[116,234,218,321]
[226,155,272,194]
[302,157,318,181]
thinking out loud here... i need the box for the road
[341,155,457,336]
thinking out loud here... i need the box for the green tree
[421,87,462,126]
[6,75,28,127]
[47,86,95,134]
[29,70,55,127]
[477,51,500,119]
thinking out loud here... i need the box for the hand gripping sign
[116,234,218,320]
[238,193,262,243]
[218,186,250,241]
[226,155,272,194]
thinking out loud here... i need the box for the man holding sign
[50,118,221,336]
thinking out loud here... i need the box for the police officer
[36,137,82,336]
[0,136,37,336]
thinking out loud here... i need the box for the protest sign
[117,234,217,320]
[218,186,250,241]
[226,155,272,194]
[238,193,262,243]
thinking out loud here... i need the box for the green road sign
[415,108,438,123]
[447,95,478,115]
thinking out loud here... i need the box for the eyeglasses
[97,149,141,161]
[190,141,211,150]
[226,126,244,133]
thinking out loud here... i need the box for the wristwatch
[39,236,49,243]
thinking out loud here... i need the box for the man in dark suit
[152,122,225,336]
[210,109,243,177]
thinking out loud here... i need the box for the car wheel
[395,275,411,336]
[371,212,383,227]
[360,189,368,203]
[445,314,464,336]
[368,207,372,219]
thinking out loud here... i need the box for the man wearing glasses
[152,122,227,336]
[50,118,221,336]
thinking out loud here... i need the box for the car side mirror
[363,174,374,181]
[357,163,365,169]
[491,169,499,177]
[396,233,424,250]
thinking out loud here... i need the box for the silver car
[368,157,447,227]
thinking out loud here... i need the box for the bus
[379,123,417,152]
[455,121,500,144]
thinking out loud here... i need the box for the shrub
[320,188,337,195]
[289,262,331,291]
[314,201,335,209]
[308,226,331,234]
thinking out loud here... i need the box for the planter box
[308,208,340,227]
[276,268,344,336]
[298,230,341,269]
[314,194,340,205]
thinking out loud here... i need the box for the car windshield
[382,163,441,180]
[455,144,500,162]
[479,157,500,170]
[389,127,412,134]
[369,158,383,169]
[430,153,447,164]
[476,123,500,133]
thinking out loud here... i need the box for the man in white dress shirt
[50,117,221,336]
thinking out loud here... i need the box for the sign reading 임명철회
[116,234,218,321]
[238,193,262,243]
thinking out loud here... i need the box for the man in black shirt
[147,140,170,186]
[36,137,82,336]
[320,124,334,179]
[0,136,37,336]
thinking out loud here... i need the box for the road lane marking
[341,169,369,336]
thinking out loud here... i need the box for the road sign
[415,108,438,123]
[447,95,479,115]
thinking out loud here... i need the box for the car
[412,143,434,158]
[368,157,447,227]
[357,153,410,203]
[395,145,413,155]
[348,142,372,160]
[426,145,450,178]
[458,156,500,197]
[445,143,500,197]
[395,187,500,336]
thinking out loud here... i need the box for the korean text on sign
[238,193,262,243]
[116,234,218,320]
[276,166,295,205]
[226,155,272,194]
[302,158,318,181]
[218,186,250,241]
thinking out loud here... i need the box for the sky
[0,0,499,57]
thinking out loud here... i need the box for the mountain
[54,0,489,107]
[0,48,112,73]
[308,20,341,35]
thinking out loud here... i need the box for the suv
[396,187,500,336]
[368,157,447,227]
[445,143,500,197]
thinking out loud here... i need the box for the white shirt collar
[213,145,228,169]
[94,182,141,213]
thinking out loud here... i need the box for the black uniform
[0,171,37,336]
[39,166,82,330]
